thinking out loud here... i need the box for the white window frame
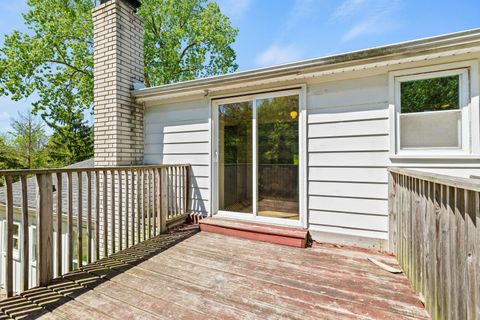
[389,61,480,157]
[210,86,308,228]
[30,226,37,266]
[4,221,21,260]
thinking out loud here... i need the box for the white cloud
[342,18,378,41]
[332,0,401,42]
[0,111,11,121]
[332,0,366,20]
[255,44,304,67]
[216,0,252,21]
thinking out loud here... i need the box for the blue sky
[0,0,479,133]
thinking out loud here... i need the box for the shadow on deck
[0,226,429,319]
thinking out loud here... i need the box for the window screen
[399,75,462,149]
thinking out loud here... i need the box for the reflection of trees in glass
[257,95,299,165]
[219,102,252,164]
[401,76,459,113]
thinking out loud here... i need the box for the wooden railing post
[388,171,396,253]
[36,173,53,287]
[56,172,63,277]
[77,172,83,268]
[20,175,29,292]
[5,175,14,297]
[160,167,168,233]
[67,172,73,272]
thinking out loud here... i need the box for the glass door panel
[256,95,299,220]
[218,101,253,213]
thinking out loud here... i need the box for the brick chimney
[92,0,144,166]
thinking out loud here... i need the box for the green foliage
[219,102,252,164]
[257,96,299,165]
[219,96,300,166]
[45,119,94,167]
[0,135,21,170]
[0,0,94,130]
[139,0,238,86]
[401,75,460,113]
[0,0,95,166]
[9,111,48,169]
[0,0,238,167]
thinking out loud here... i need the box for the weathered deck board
[0,226,428,319]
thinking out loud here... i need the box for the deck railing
[0,164,190,297]
[388,167,479,320]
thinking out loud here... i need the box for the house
[106,19,480,250]
[0,159,93,293]
[91,0,480,251]
[0,1,476,317]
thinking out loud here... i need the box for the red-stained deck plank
[0,226,428,320]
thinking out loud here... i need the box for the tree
[9,111,47,169]
[0,0,238,162]
[45,119,93,167]
[0,134,21,170]
[139,0,238,86]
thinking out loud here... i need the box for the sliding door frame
[210,86,307,228]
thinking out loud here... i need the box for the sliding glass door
[216,91,300,221]
[218,101,253,213]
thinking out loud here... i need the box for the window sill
[390,154,480,161]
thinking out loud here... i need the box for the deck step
[199,218,309,248]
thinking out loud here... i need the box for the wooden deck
[0,226,428,319]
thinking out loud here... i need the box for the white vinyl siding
[144,99,210,215]
[141,55,480,246]
[307,75,390,240]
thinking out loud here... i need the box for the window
[31,226,37,264]
[394,68,470,154]
[12,223,20,255]
[4,221,21,258]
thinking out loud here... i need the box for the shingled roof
[0,159,95,216]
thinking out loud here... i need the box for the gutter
[133,28,480,101]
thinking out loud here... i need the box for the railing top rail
[389,167,480,192]
[0,164,191,176]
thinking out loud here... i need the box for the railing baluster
[125,170,129,248]
[56,172,63,277]
[67,172,73,272]
[131,170,135,245]
[20,175,29,292]
[110,170,115,253]
[95,171,100,261]
[36,173,53,286]
[168,167,172,220]
[186,166,190,214]
[177,166,180,216]
[182,166,186,214]
[118,170,123,251]
[136,169,141,244]
[77,172,83,268]
[102,170,108,258]
[142,170,146,241]
[147,170,151,239]
[160,167,168,233]
[156,169,161,234]
[152,169,157,236]
[87,171,92,264]
[5,175,14,297]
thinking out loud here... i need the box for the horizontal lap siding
[307,75,390,239]
[144,99,210,215]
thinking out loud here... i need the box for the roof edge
[133,28,480,100]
